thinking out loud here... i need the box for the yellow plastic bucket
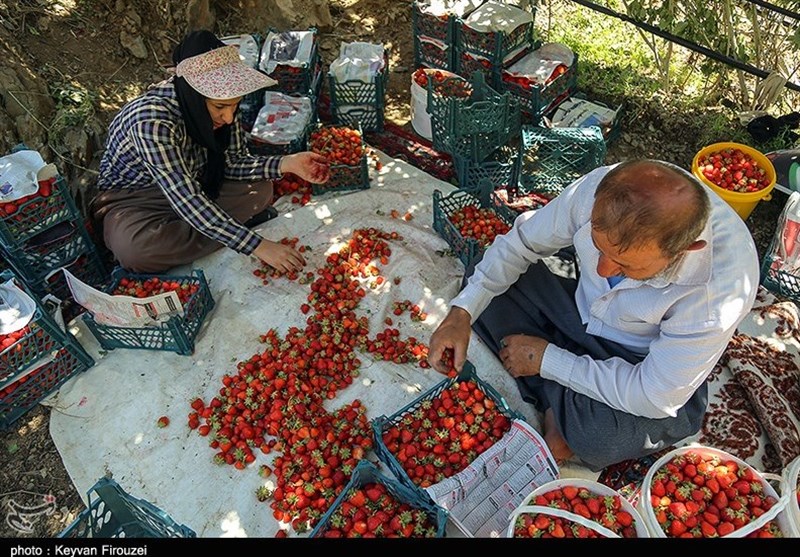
[692,142,776,220]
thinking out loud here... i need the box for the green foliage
[48,83,96,143]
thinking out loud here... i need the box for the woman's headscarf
[172,30,230,200]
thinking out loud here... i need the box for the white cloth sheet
[48,149,596,538]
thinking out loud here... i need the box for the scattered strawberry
[156,416,169,428]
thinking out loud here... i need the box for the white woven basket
[638,445,792,538]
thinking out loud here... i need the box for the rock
[186,0,215,30]
[120,30,148,59]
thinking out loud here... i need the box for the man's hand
[253,239,306,273]
[499,334,549,378]
[428,307,472,375]
[280,152,330,184]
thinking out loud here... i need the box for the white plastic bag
[220,34,260,69]
[0,278,37,336]
[259,30,315,75]
[505,43,574,84]
[464,1,533,33]
[329,42,385,84]
[249,92,313,145]
[0,150,45,202]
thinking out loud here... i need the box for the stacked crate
[0,163,108,305]
[1,269,94,429]
[247,28,323,155]
[453,1,537,90]
[327,47,390,133]
[426,69,524,267]
[427,71,522,193]
[412,0,465,72]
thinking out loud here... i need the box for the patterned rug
[598,286,800,493]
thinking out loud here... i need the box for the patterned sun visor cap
[175,45,277,100]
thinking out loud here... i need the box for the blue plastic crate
[413,1,454,43]
[372,362,524,491]
[432,188,515,267]
[517,125,607,198]
[58,477,195,538]
[81,269,214,356]
[18,247,109,303]
[1,222,98,282]
[309,459,448,538]
[0,344,94,430]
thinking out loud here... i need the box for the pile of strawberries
[274,175,312,207]
[502,64,569,91]
[696,147,772,193]
[647,449,784,537]
[514,484,638,538]
[314,481,439,538]
[380,379,512,488]
[189,225,448,536]
[448,205,511,248]
[309,126,364,166]
[112,276,199,305]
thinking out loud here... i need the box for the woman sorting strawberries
[428,161,760,472]
[91,30,329,273]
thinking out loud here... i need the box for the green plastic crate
[262,27,320,96]
[412,1,454,43]
[500,53,579,126]
[428,72,521,163]
[310,124,370,196]
[0,270,87,387]
[432,188,515,267]
[372,362,525,490]
[58,477,195,538]
[455,11,535,64]
[1,222,98,283]
[454,48,499,89]
[309,459,448,538]
[0,344,94,430]
[517,125,607,198]
[414,35,455,72]
[81,269,214,356]
[328,51,389,132]
[0,175,82,248]
[452,143,521,195]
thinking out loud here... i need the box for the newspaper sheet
[64,269,183,327]
[424,419,559,537]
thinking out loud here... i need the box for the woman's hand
[253,239,306,273]
[280,152,330,184]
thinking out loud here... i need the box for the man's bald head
[592,160,711,258]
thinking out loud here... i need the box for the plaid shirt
[97,79,282,255]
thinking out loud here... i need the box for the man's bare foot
[544,408,574,464]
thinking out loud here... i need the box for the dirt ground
[0,0,787,538]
